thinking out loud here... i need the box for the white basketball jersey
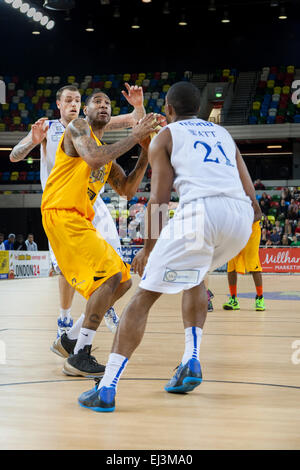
[40,119,65,190]
[164,119,250,205]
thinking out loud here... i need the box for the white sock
[181,327,203,366]
[60,308,71,322]
[98,353,128,390]
[74,328,96,355]
[67,313,85,340]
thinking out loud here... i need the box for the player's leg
[251,271,265,311]
[223,269,240,310]
[63,272,131,377]
[164,282,206,394]
[78,287,161,412]
[57,274,75,335]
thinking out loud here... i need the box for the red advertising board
[259,247,300,273]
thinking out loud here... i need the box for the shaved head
[166,82,201,115]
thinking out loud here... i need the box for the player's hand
[31,118,48,145]
[139,114,167,150]
[122,83,144,108]
[131,248,149,277]
[132,113,157,144]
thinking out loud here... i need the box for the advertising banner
[259,247,300,273]
[0,251,9,279]
[9,251,52,278]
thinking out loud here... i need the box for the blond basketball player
[9,83,146,336]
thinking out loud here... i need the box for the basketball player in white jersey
[78,81,261,412]
[9,83,146,336]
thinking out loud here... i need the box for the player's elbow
[9,152,16,162]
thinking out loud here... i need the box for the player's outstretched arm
[132,129,174,276]
[107,147,148,200]
[236,146,262,222]
[68,115,157,170]
[105,84,145,131]
[9,117,48,162]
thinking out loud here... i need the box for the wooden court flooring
[0,273,300,450]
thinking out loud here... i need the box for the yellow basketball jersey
[41,127,112,221]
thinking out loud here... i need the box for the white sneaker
[104,307,119,333]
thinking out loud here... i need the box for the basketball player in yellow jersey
[223,218,266,311]
[42,91,157,377]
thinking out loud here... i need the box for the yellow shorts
[42,209,130,300]
[227,221,262,274]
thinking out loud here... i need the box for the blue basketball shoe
[57,317,73,338]
[78,380,116,412]
[104,307,119,333]
[165,358,202,394]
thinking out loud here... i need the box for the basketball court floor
[0,273,300,450]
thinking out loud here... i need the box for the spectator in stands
[281,234,290,246]
[254,179,265,190]
[283,219,293,237]
[25,233,38,251]
[291,235,300,246]
[274,220,283,235]
[270,228,281,246]
[291,187,300,201]
[0,233,5,250]
[260,228,268,246]
[4,233,15,250]
[287,199,299,219]
[294,220,300,236]
[281,187,291,202]
[279,198,288,219]
[144,182,151,192]
[260,192,271,213]
[14,234,27,251]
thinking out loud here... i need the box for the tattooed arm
[105,83,145,131]
[67,115,156,170]
[107,148,149,200]
[9,117,48,162]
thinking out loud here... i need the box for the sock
[181,327,203,366]
[98,353,128,390]
[74,328,96,355]
[60,308,71,322]
[67,313,85,340]
[229,285,237,298]
[256,286,263,297]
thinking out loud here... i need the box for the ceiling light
[20,2,30,12]
[4,0,14,4]
[131,17,140,29]
[208,0,216,11]
[32,31,40,35]
[40,15,49,25]
[267,145,283,149]
[43,0,75,10]
[85,20,94,31]
[0,148,13,151]
[12,0,22,8]
[178,14,187,26]
[278,6,287,19]
[221,11,230,23]
[33,11,43,21]
[46,19,55,29]
[27,7,36,17]
[142,0,151,2]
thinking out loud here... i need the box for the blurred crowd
[0,233,38,251]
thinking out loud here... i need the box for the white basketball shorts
[139,196,253,294]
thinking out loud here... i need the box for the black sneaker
[62,345,105,377]
[50,332,77,358]
[208,300,214,312]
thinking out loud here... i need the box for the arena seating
[249,65,300,124]
[0,72,187,131]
